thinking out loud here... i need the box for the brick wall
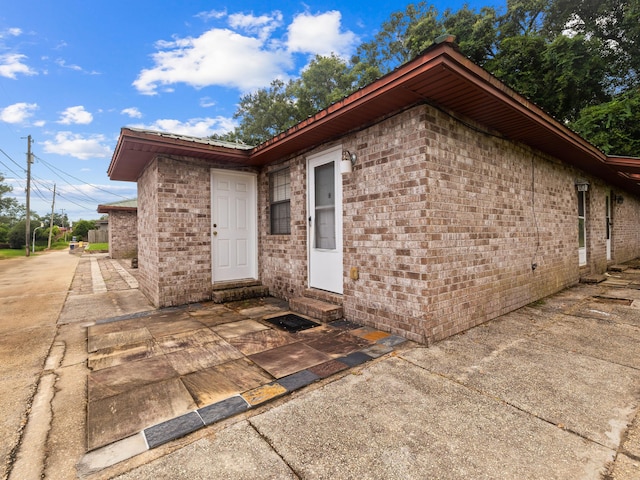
[258,160,308,299]
[612,192,640,262]
[138,155,259,307]
[133,104,640,342]
[108,210,137,259]
[258,103,640,343]
[153,156,212,306]
[138,159,160,305]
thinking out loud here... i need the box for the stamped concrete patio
[86,297,407,451]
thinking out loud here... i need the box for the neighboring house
[107,37,640,344]
[97,199,138,259]
[95,220,109,232]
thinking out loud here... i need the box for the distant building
[97,199,137,259]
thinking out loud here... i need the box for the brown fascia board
[107,128,252,181]
[97,205,137,214]
[605,155,640,173]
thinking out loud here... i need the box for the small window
[270,168,291,235]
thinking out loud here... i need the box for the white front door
[308,146,343,294]
[211,169,257,283]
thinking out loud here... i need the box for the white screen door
[211,169,257,282]
[578,190,587,266]
[308,147,343,294]
[606,191,612,261]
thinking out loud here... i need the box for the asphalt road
[0,250,79,480]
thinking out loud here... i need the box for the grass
[86,242,108,251]
[0,241,70,258]
[0,248,29,259]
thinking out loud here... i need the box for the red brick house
[107,37,640,344]
[97,199,138,259]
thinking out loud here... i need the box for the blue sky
[0,0,501,222]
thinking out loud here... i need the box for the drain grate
[265,314,320,332]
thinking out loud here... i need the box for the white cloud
[4,28,23,37]
[121,107,142,118]
[199,97,216,108]
[58,106,93,125]
[195,9,227,21]
[55,58,100,75]
[0,102,38,123]
[133,27,291,95]
[229,11,283,40]
[0,53,37,79]
[42,132,111,159]
[287,11,357,58]
[131,116,236,137]
[55,58,82,71]
[133,10,358,96]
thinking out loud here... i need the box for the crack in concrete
[247,420,302,479]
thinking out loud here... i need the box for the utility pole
[61,208,66,242]
[47,183,56,249]
[25,135,32,257]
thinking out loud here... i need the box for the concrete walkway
[3,252,640,479]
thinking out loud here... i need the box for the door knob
[213,231,218,236]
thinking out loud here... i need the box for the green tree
[0,224,9,243]
[354,0,632,125]
[357,2,437,73]
[487,33,608,121]
[0,174,23,226]
[7,219,43,249]
[546,0,640,91]
[231,55,374,145]
[570,88,640,156]
[72,219,96,241]
[232,79,298,145]
[291,54,363,117]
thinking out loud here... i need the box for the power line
[33,154,130,200]
[31,175,99,212]
[32,168,101,204]
[0,148,26,179]
[55,191,96,211]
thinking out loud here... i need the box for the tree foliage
[229,55,377,145]
[7,219,45,249]
[72,219,96,240]
[0,174,23,226]
[570,87,640,156]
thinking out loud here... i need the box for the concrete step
[580,274,606,284]
[289,296,343,323]
[608,265,629,272]
[211,284,269,303]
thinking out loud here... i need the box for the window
[270,168,291,234]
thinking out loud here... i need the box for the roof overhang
[97,205,137,214]
[107,129,253,181]
[107,38,640,195]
